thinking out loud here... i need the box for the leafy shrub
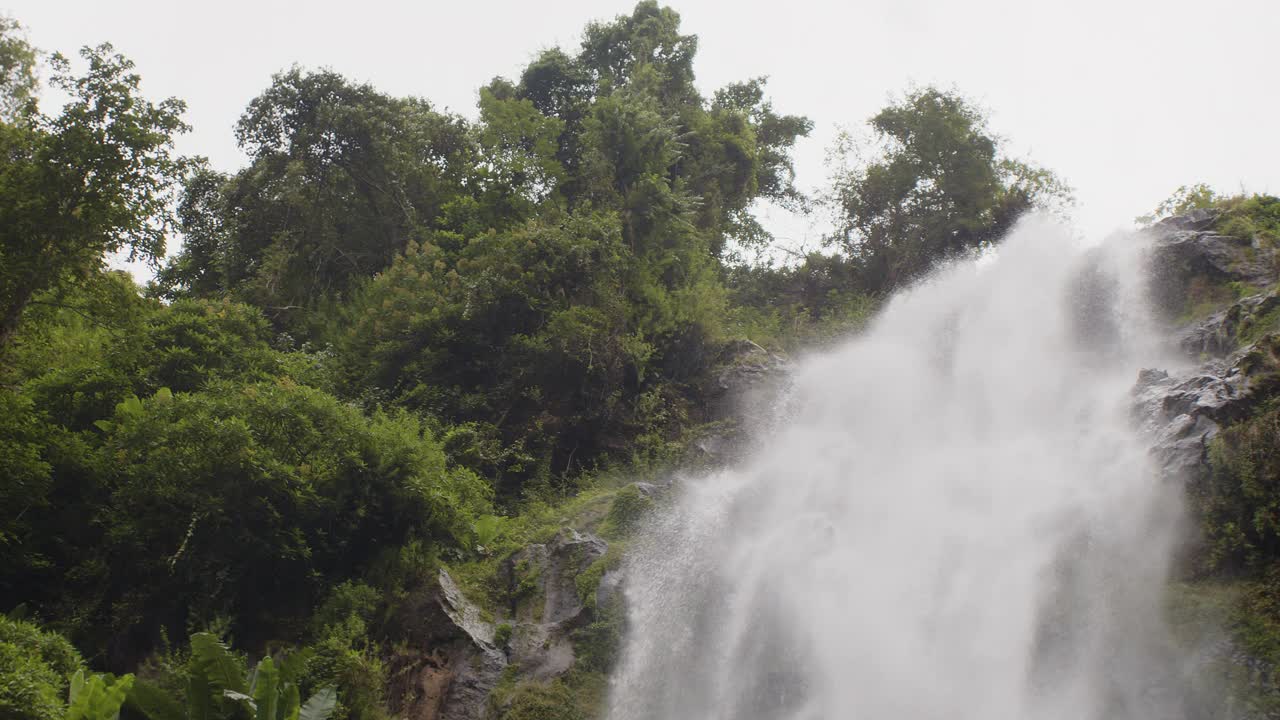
[303,616,387,720]
[311,583,381,638]
[65,670,134,720]
[1218,194,1280,248]
[1200,405,1280,570]
[0,642,64,720]
[127,632,337,720]
[0,616,84,720]
[602,485,653,539]
[0,390,53,577]
[82,380,489,655]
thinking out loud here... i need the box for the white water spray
[607,217,1192,720]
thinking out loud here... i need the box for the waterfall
[606,216,1193,720]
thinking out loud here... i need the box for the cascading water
[606,216,1196,720]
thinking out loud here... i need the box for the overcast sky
[6,0,1278,266]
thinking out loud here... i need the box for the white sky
[6,0,1279,268]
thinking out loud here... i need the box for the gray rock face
[1133,365,1236,482]
[502,528,608,681]
[708,339,787,421]
[1131,213,1280,715]
[438,571,507,720]
[1179,291,1280,358]
[1147,214,1277,319]
[1157,207,1220,233]
[1138,210,1280,485]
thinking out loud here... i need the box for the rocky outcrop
[386,570,506,720]
[1137,209,1280,484]
[1148,210,1276,318]
[501,529,607,681]
[1134,365,1248,482]
[386,338,788,718]
[388,527,614,720]
[1178,290,1280,358]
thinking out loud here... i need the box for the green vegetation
[827,87,1069,293]
[1143,184,1280,249]
[0,616,84,720]
[1200,401,1280,573]
[0,4,1073,718]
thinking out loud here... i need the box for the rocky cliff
[1136,209,1280,716]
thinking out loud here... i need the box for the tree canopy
[827,87,1068,292]
[0,23,187,350]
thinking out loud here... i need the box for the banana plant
[126,633,336,720]
[65,670,135,720]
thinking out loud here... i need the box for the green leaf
[187,667,211,720]
[70,668,86,702]
[124,677,186,720]
[298,687,337,720]
[251,656,280,720]
[116,395,144,417]
[280,683,301,720]
[224,688,256,710]
[276,647,313,684]
[66,673,134,720]
[190,632,248,696]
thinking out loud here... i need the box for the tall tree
[828,87,1068,292]
[0,35,188,350]
[157,69,473,330]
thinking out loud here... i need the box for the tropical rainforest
[1,3,1278,719]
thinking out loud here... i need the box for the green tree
[828,87,1068,291]
[341,210,646,494]
[158,69,472,330]
[0,40,187,350]
[11,379,488,665]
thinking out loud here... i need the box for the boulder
[501,529,608,680]
[386,570,507,720]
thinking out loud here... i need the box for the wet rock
[631,481,663,499]
[438,570,499,652]
[708,339,787,419]
[1148,215,1277,319]
[1135,364,1245,482]
[1178,292,1280,358]
[501,529,608,681]
[1135,332,1280,485]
